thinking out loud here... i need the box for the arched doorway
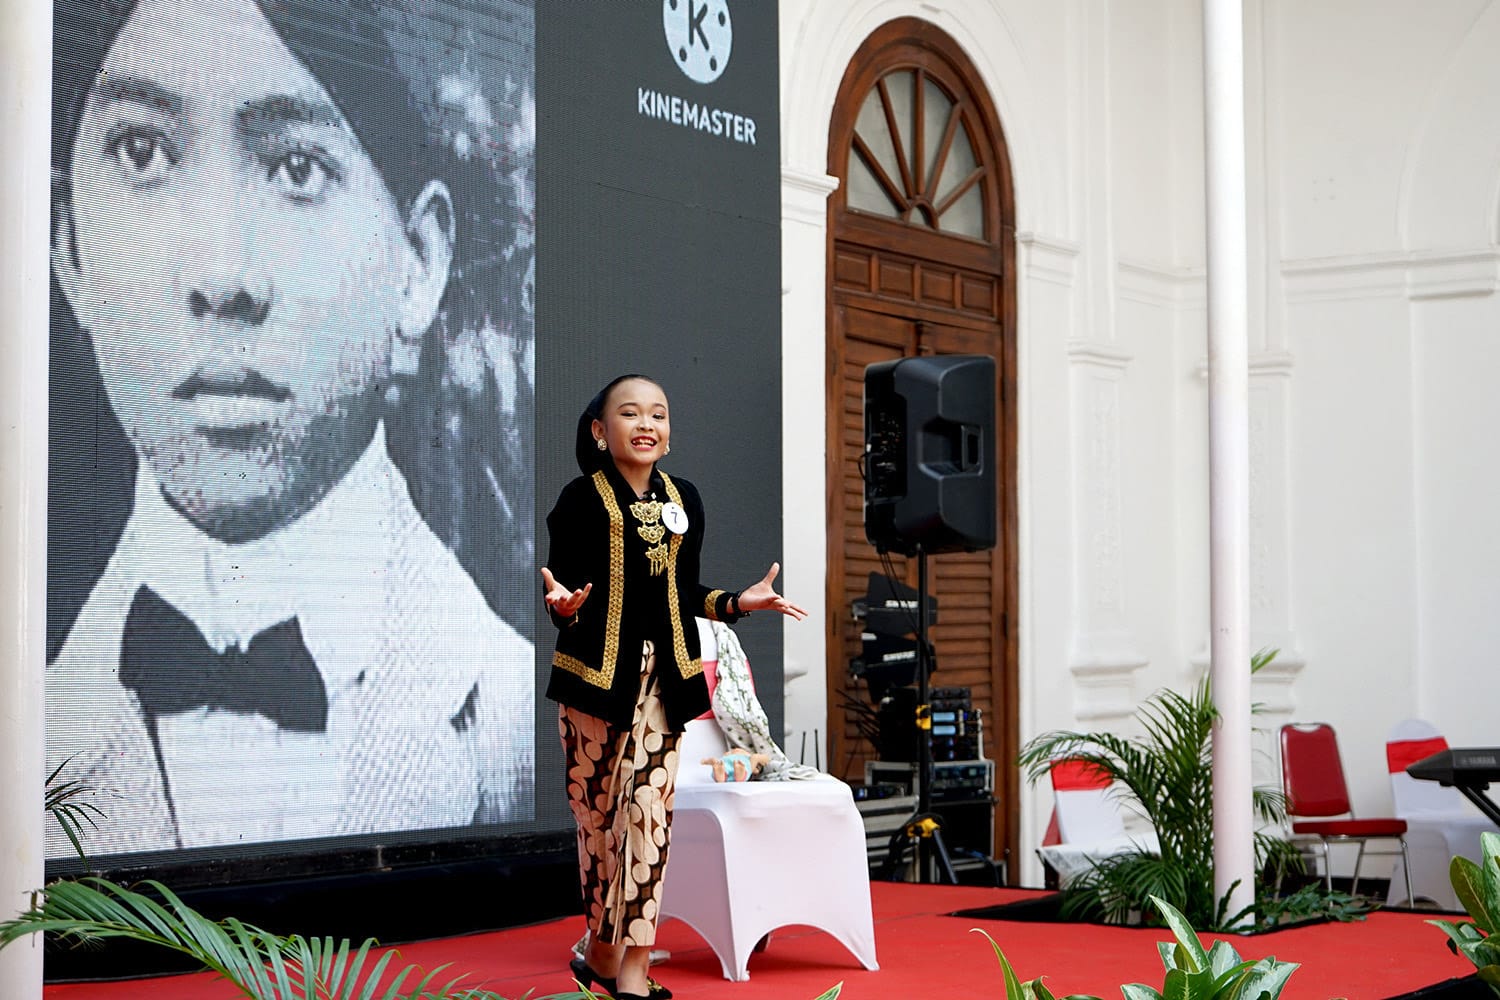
[824,17,1019,877]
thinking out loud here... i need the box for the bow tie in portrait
[119,586,329,732]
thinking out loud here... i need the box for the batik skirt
[558,639,681,947]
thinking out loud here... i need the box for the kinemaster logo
[663,0,732,83]
[638,0,758,145]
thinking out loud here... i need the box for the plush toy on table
[703,748,770,782]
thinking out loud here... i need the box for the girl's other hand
[541,566,592,617]
[738,562,807,621]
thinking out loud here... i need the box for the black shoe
[569,956,617,996]
[612,985,671,1000]
[569,955,672,999]
[618,978,672,999]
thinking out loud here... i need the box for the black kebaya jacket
[544,463,744,729]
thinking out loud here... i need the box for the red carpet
[41,882,1477,999]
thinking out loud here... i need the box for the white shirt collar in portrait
[47,424,535,857]
[127,423,450,695]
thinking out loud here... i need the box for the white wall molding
[1066,340,1133,369]
[1282,247,1500,304]
[1067,352,1147,714]
[1407,248,1500,300]
[1281,252,1410,303]
[1192,349,1295,380]
[1247,351,1295,376]
[1018,232,1082,288]
[1189,643,1305,717]
[1248,651,1306,718]
[1116,258,1205,308]
[1069,654,1150,722]
[781,166,839,229]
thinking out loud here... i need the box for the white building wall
[782,0,1500,886]
[1267,0,1500,830]
[1411,294,1500,745]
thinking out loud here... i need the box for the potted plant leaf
[1017,649,1315,930]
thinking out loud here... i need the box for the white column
[779,164,837,760]
[0,0,52,996]
[1202,0,1254,927]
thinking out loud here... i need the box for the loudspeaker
[863,355,996,555]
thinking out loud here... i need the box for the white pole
[1203,0,1255,927]
[0,0,53,994]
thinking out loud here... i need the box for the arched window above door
[831,21,1011,255]
[847,68,987,239]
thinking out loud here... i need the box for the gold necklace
[629,498,669,575]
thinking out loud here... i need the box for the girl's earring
[665,444,671,455]
[596,438,608,452]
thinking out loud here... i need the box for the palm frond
[43,757,111,866]
[0,877,601,1000]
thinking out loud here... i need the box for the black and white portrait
[46,0,537,859]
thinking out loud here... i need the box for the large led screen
[45,0,783,877]
[47,0,538,865]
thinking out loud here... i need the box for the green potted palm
[1017,650,1309,930]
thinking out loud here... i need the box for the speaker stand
[881,547,959,885]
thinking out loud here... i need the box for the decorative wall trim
[781,167,839,228]
[1193,350,1295,380]
[1188,645,1306,717]
[1067,361,1146,719]
[1066,341,1132,369]
[1407,249,1500,300]
[1281,252,1408,303]
[1116,258,1204,308]
[1248,351,1296,376]
[1069,653,1149,722]
[1248,652,1306,717]
[1018,231,1081,288]
[1281,247,1500,303]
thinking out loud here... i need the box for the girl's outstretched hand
[738,562,807,621]
[541,566,592,618]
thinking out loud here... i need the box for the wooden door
[825,18,1019,876]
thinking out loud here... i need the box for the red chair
[1279,723,1412,902]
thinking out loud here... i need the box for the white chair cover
[1384,718,1498,908]
[1036,758,1159,887]
[657,622,878,981]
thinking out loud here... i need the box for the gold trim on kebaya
[552,472,626,689]
[660,473,701,679]
[553,470,701,688]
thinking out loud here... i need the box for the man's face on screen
[55,0,418,543]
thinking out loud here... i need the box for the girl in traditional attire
[541,374,804,999]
